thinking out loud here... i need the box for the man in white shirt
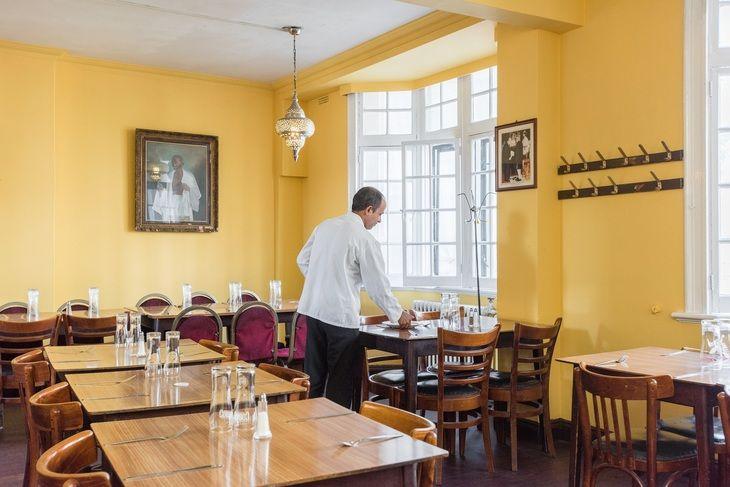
[296,187,412,408]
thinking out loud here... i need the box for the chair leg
[509,415,518,472]
[720,453,728,487]
[458,412,467,459]
[494,401,507,445]
[436,412,445,486]
[481,405,495,473]
[542,398,556,458]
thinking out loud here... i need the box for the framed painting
[135,129,218,232]
[495,118,537,191]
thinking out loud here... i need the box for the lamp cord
[292,32,298,97]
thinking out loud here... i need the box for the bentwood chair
[232,302,278,364]
[135,293,173,308]
[575,363,697,486]
[171,305,223,343]
[36,430,111,487]
[488,318,561,471]
[258,363,311,401]
[191,291,217,305]
[277,312,307,366]
[11,350,54,487]
[360,401,438,487]
[28,382,85,472]
[0,301,28,314]
[65,315,116,345]
[55,300,89,313]
[199,339,239,362]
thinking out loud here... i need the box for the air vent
[317,95,329,105]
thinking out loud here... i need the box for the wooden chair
[417,325,501,474]
[191,291,217,305]
[0,301,27,313]
[28,382,85,476]
[716,392,730,484]
[199,339,239,361]
[231,302,278,364]
[413,310,441,321]
[575,363,697,486]
[359,314,412,406]
[360,400,438,487]
[11,350,54,487]
[65,314,116,345]
[36,430,110,487]
[55,300,89,313]
[171,305,223,343]
[258,363,310,401]
[488,318,561,471]
[135,293,172,308]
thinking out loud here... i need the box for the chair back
[171,306,223,343]
[506,318,562,393]
[288,312,308,363]
[360,401,438,487]
[719,392,730,457]
[258,363,310,401]
[191,291,216,305]
[232,302,278,363]
[135,293,172,308]
[36,430,111,487]
[199,339,239,362]
[55,300,89,313]
[0,301,28,313]
[360,314,389,325]
[66,315,116,344]
[29,382,84,454]
[575,363,674,484]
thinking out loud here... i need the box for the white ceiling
[0,0,432,82]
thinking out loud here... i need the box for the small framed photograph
[495,118,537,191]
[135,129,218,232]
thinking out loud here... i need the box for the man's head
[351,186,386,230]
[171,155,184,169]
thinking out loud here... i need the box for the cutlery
[123,463,221,481]
[53,359,101,363]
[86,393,150,400]
[109,425,189,446]
[256,379,283,384]
[181,351,211,358]
[341,434,403,447]
[675,371,704,379]
[286,412,355,423]
[78,376,136,386]
[662,347,701,356]
[50,347,93,354]
[594,354,628,367]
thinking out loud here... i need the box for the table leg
[404,346,418,413]
[694,390,714,487]
[568,366,581,487]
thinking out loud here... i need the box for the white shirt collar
[345,212,365,228]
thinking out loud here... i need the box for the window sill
[391,286,497,297]
[671,311,730,324]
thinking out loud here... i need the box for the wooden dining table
[558,346,725,487]
[44,339,223,376]
[66,361,305,422]
[0,311,58,323]
[91,397,447,486]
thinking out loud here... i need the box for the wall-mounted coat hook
[638,144,651,163]
[607,176,619,194]
[560,156,571,173]
[596,150,607,169]
[661,140,672,161]
[618,147,630,166]
[559,175,683,200]
[578,152,589,171]
[569,180,580,198]
[587,178,599,196]
[557,144,684,175]
[650,171,662,191]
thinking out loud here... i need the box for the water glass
[27,289,39,321]
[440,293,452,327]
[114,313,128,348]
[233,363,257,432]
[700,320,722,367]
[449,294,460,327]
[269,280,282,308]
[88,287,99,317]
[128,313,142,352]
[210,365,233,432]
[182,283,192,308]
[228,281,236,306]
[145,332,162,377]
[163,331,181,377]
[717,320,730,362]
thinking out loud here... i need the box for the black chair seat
[659,415,725,444]
[416,379,480,397]
[370,369,437,386]
[426,364,482,379]
[489,370,540,389]
[594,430,697,462]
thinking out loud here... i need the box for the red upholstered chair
[55,300,89,313]
[191,291,216,305]
[239,290,261,303]
[171,305,223,343]
[0,301,28,314]
[232,302,278,364]
[277,312,307,365]
[135,293,173,308]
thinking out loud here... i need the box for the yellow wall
[0,46,276,309]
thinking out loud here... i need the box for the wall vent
[317,95,329,105]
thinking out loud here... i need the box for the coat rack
[557,141,682,175]
[558,171,683,200]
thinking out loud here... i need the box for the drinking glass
[114,313,128,348]
[440,293,452,327]
[717,320,730,362]
[145,332,162,377]
[88,287,99,317]
[269,280,282,308]
[210,365,233,432]
[128,313,144,354]
[27,289,39,321]
[163,331,181,377]
[700,320,722,367]
[233,363,257,432]
[235,282,243,307]
[449,294,460,328]
[228,281,236,308]
[182,283,192,308]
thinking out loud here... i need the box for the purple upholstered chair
[232,302,278,364]
[171,305,223,343]
[56,299,89,313]
[277,312,307,365]
[136,293,173,308]
[0,301,28,314]
[191,291,217,305]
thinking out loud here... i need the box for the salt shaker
[253,393,272,440]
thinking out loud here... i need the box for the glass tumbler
[717,320,730,363]
[233,363,257,432]
[88,287,99,317]
[114,313,128,348]
[440,293,452,327]
[164,331,181,377]
[269,280,282,308]
[144,332,162,377]
[700,320,722,367]
[449,294,460,327]
[27,289,39,321]
[182,283,192,308]
[210,366,233,432]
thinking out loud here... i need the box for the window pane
[490,66,498,88]
[472,93,489,122]
[363,111,386,135]
[407,245,431,276]
[362,150,388,180]
[721,132,730,184]
[434,245,457,276]
[387,149,402,179]
[471,69,490,94]
[442,100,458,129]
[406,179,431,209]
[425,105,441,132]
[387,244,403,276]
[435,210,456,242]
[362,92,386,109]
[490,91,498,118]
[425,84,440,106]
[442,79,458,101]
[405,146,429,176]
[388,111,412,135]
[721,188,730,239]
[720,75,730,128]
[406,212,431,242]
[721,243,730,296]
[437,177,456,208]
[388,91,412,109]
[435,145,456,175]
[721,4,730,48]
[490,208,497,241]
[387,182,402,212]
[387,213,402,243]
[365,181,387,198]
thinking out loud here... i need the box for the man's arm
[297,229,316,276]
[359,236,410,326]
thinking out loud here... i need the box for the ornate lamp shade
[275,95,315,161]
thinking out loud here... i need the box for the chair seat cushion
[370,369,437,385]
[416,379,480,397]
[425,364,482,379]
[658,415,724,444]
[594,430,697,462]
[276,348,289,358]
[489,370,540,389]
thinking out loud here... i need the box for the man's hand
[397,311,413,329]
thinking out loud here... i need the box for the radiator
[412,299,479,314]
